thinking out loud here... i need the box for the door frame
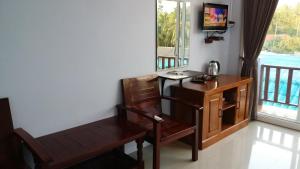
[257,114,300,131]
[257,58,300,131]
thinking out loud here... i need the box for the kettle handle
[216,61,220,73]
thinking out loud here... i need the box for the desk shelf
[221,123,233,131]
[222,101,236,111]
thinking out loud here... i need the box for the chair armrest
[117,104,163,123]
[14,128,52,163]
[161,96,203,111]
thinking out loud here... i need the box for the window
[156,0,191,70]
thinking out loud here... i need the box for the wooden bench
[14,116,146,169]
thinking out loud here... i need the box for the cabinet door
[236,85,248,123]
[206,93,223,138]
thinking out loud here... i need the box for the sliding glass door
[257,0,300,129]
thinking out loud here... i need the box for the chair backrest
[0,98,24,168]
[122,74,162,115]
[0,98,14,142]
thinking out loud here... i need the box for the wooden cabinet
[205,93,223,138]
[171,75,252,149]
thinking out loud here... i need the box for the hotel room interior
[1,0,300,169]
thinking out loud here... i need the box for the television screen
[202,3,228,31]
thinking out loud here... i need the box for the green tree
[264,3,300,54]
[157,9,177,47]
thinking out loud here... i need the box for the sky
[278,0,300,6]
[159,1,176,13]
[159,0,300,13]
[158,0,190,13]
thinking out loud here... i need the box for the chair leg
[192,130,198,161]
[136,138,144,169]
[153,143,160,169]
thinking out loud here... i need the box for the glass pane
[290,70,300,106]
[157,0,177,70]
[178,1,190,67]
[156,0,190,70]
[278,69,288,103]
[267,68,276,101]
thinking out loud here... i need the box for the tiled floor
[138,121,300,169]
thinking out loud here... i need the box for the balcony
[258,53,300,122]
[157,47,189,70]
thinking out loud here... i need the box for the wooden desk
[171,75,252,149]
[159,70,203,95]
[15,117,146,169]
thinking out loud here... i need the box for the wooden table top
[159,70,203,80]
[173,75,252,94]
[36,117,146,169]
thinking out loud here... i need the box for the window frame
[155,0,191,71]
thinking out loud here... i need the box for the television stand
[171,75,252,149]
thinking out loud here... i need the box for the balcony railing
[157,56,176,69]
[157,56,189,70]
[259,64,300,107]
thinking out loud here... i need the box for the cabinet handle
[219,109,223,117]
[236,101,240,109]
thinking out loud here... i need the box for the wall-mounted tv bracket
[204,20,235,44]
[228,21,235,28]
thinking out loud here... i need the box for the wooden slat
[264,66,270,101]
[258,65,265,105]
[286,69,294,104]
[274,68,281,102]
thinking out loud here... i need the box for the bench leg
[136,138,144,169]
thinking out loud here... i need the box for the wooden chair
[117,74,203,169]
[0,98,31,169]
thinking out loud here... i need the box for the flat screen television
[202,3,228,31]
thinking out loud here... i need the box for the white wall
[226,0,243,74]
[0,0,242,152]
[189,0,243,74]
[0,0,156,137]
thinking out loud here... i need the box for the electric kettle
[208,60,220,76]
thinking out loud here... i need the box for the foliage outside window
[156,0,191,70]
[263,3,300,54]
